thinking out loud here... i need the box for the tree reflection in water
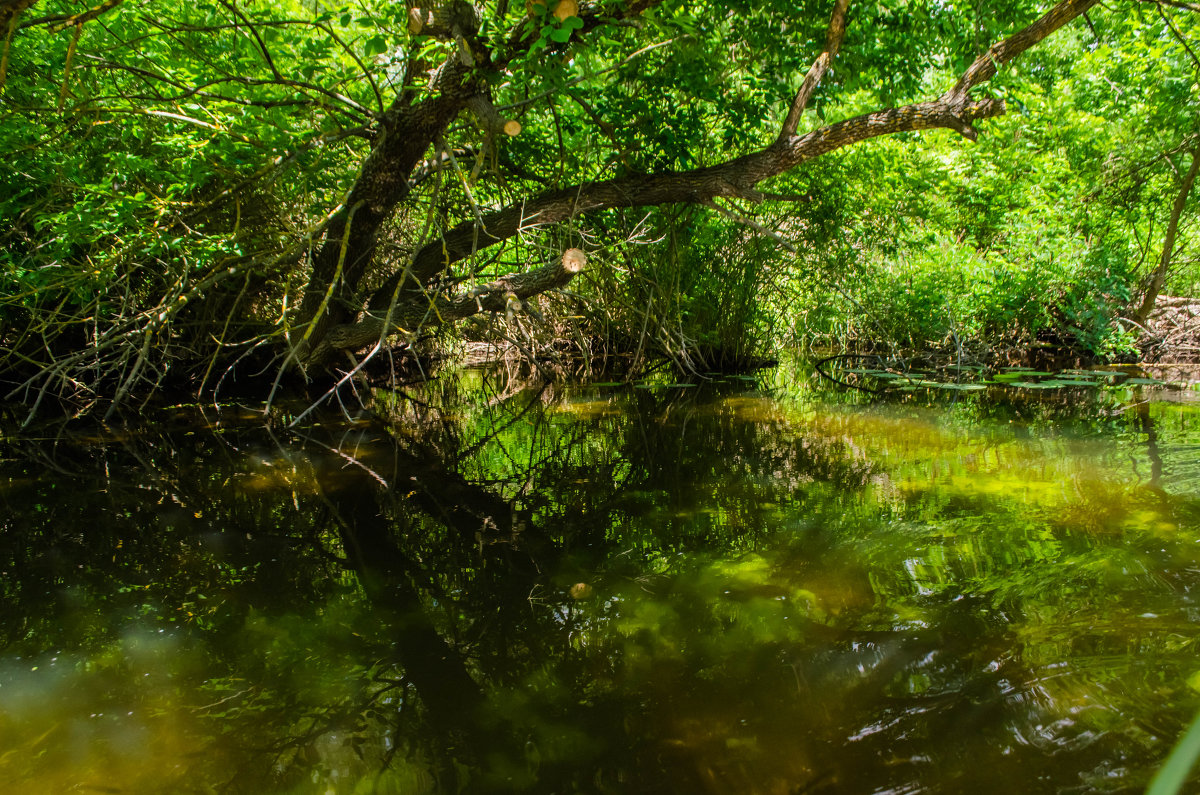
[2,371,1199,793]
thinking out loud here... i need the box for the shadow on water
[2,368,1200,793]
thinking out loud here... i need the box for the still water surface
[2,367,1199,793]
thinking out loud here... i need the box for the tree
[0,0,1148,418]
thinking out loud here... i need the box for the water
[2,366,1199,793]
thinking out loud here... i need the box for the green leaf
[365,35,388,57]
[1146,709,1200,795]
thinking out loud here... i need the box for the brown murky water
[2,366,1199,793]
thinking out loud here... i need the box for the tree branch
[313,249,587,361]
[1132,141,1200,325]
[319,0,1097,363]
[292,0,669,362]
[946,0,1101,102]
[778,0,851,141]
[366,95,1006,313]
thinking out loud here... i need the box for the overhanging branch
[366,95,1006,312]
[322,0,1096,362]
[946,0,1101,102]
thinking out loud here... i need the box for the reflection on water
[2,368,1200,793]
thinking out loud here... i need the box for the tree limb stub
[311,249,587,362]
[407,2,481,39]
[467,95,522,137]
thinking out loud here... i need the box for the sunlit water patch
[2,372,1199,793]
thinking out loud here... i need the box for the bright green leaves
[550,14,584,43]
[363,34,388,57]
[521,1,586,52]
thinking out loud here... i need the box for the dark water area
[2,365,1200,794]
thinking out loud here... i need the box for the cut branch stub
[554,0,579,20]
[526,0,579,20]
[561,247,586,274]
[407,7,424,34]
[467,95,521,136]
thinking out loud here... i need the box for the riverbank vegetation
[2,0,1199,418]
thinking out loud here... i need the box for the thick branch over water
[321,0,1098,360]
[313,249,587,364]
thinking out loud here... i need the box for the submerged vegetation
[1,0,1199,418]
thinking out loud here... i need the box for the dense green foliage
[803,6,1200,359]
[1,0,1198,413]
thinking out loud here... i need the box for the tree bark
[0,0,37,89]
[290,58,480,362]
